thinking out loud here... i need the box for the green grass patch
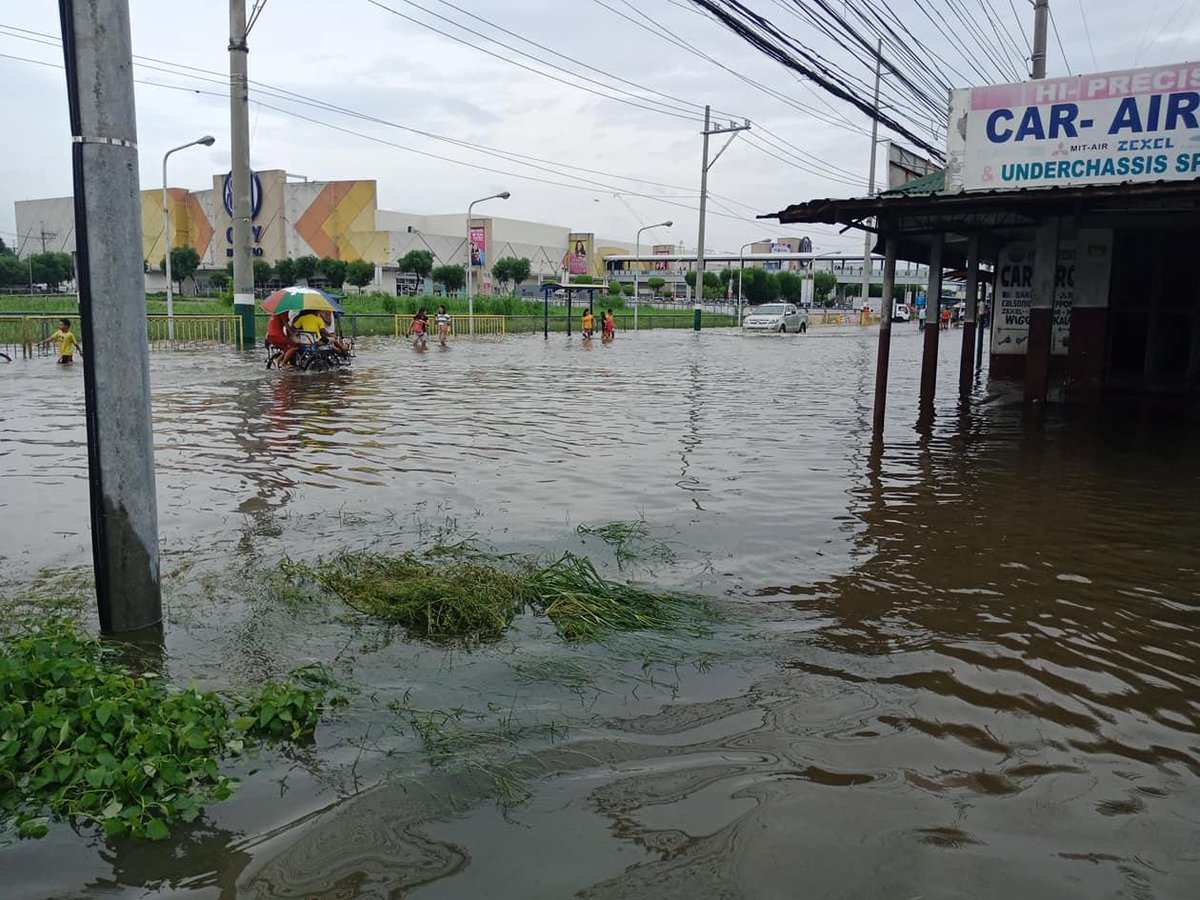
[0,618,335,844]
[284,549,717,645]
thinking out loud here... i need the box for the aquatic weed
[576,520,677,565]
[0,618,332,844]
[291,553,531,643]
[530,553,718,642]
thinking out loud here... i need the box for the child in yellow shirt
[581,310,595,338]
[39,318,81,364]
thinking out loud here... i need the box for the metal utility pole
[229,0,255,345]
[465,190,510,335]
[696,105,750,330]
[1032,0,1049,79]
[58,0,162,634]
[860,39,882,316]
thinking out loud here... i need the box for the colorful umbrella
[261,286,343,316]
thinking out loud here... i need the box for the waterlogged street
[2,327,1198,899]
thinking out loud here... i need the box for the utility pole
[57,0,162,634]
[696,105,750,330]
[860,39,882,317]
[39,225,58,253]
[229,0,255,345]
[1032,0,1049,79]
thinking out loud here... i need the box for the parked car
[742,302,808,333]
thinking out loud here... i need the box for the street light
[465,190,510,335]
[634,221,672,332]
[162,135,215,340]
[737,240,757,327]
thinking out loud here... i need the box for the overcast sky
[3,0,1198,258]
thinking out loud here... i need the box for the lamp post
[737,240,756,327]
[162,135,215,340]
[634,220,672,332]
[465,190,510,335]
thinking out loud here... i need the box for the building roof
[762,178,1200,266]
[881,169,946,196]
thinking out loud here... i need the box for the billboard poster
[886,142,939,190]
[991,241,1074,356]
[963,62,1200,192]
[469,225,486,267]
[567,233,592,276]
[652,243,671,271]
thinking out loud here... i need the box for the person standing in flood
[602,308,615,342]
[409,307,429,347]
[38,318,81,364]
[435,305,452,346]
[581,309,595,339]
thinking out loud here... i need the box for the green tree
[432,264,465,294]
[490,256,530,294]
[159,246,201,292]
[253,259,273,286]
[621,282,634,297]
[569,274,594,284]
[208,271,230,291]
[397,249,434,279]
[274,258,297,286]
[293,254,319,282]
[0,236,14,256]
[317,256,347,289]
[607,279,623,296]
[30,252,75,291]
[740,268,779,304]
[0,254,26,287]
[683,270,722,299]
[812,270,837,302]
[776,270,803,303]
[646,276,666,298]
[345,259,375,290]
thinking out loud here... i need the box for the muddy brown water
[1,326,1198,899]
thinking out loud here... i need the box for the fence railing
[0,314,242,358]
[392,314,506,339]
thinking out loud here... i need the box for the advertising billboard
[469,225,486,267]
[567,232,593,276]
[886,142,939,190]
[962,62,1200,192]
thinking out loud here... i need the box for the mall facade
[13,169,633,292]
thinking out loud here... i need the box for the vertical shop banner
[469,225,486,267]
[991,241,1074,356]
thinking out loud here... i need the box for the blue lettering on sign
[1109,92,1200,134]
[987,103,1081,143]
[222,171,264,219]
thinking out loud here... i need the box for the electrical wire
[1077,0,1098,70]
[1048,6,1073,76]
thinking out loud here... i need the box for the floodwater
[1,325,1198,899]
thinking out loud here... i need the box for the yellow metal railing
[394,314,506,339]
[0,314,242,358]
[146,315,242,349]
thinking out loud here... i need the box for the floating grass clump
[286,549,718,645]
[292,553,530,642]
[576,520,677,565]
[0,618,331,843]
[530,553,716,642]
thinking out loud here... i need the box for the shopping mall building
[13,169,633,292]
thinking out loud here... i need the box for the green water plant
[289,549,717,645]
[0,618,330,843]
[576,520,677,565]
[291,553,530,642]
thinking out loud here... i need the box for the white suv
[742,303,808,333]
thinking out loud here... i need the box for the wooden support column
[919,233,944,408]
[1025,218,1059,403]
[872,232,899,435]
[959,235,980,396]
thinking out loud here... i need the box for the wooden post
[960,234,980,396]
[920,234,944,408]
[872,232,898,435]
[1025,218,1059,403]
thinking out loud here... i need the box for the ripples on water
[1,328,1198,899]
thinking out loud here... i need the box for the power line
[1077,0,1098,70]
[1048,6,1073,75]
